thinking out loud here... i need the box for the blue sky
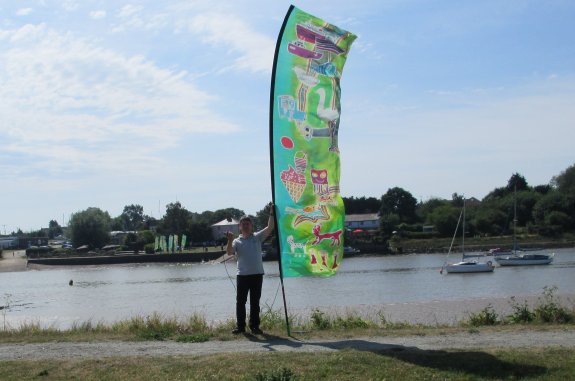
[1,0,574,232]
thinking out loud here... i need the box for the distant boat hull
[494,253,553,266]
[445,260,495,273]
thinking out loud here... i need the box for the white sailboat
[442,199,495,274]
[494,187,554,266]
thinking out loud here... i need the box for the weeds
[310,309,331,330]
[534,286,573,324]
[508,297,535,324]
[467,304,499,326]
[254,367,297,381]
[1,293,12,331]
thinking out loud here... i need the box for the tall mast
[462,197,466,258]
[513,185,517,254]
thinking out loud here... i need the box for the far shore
[0,249,27,272]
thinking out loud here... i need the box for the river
[1,248,574,329]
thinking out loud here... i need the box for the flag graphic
[270,6,356,277]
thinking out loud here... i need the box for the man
[226,206,274,334]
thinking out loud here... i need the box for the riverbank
[0,328,574,380]
[355,235,575,254]
[1,328,574,360]
[0,250,27,272]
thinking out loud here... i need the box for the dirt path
[0,250,27,272]
[1,330,574,360]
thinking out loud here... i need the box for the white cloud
[16,8,33,16]
[187,12,275,73]
[90,10,107,20]
[61,1,79,12]
[0,24,238,176]
[117,4,143,18]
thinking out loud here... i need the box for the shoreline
[0,250,27,272]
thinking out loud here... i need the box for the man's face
[240,220,253,234]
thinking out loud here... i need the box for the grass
[0,288,574,380]
[1,287,574,343]
[0,347,574,380]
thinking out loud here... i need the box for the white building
[344,213,380,231]
[0,237,18,249]
[211,218,240,239]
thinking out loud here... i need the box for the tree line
[345,163,575,240]
[16,163,575,249]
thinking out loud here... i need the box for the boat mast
[513,185,517,255]
[462,197,466,259]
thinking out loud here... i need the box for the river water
[1,248,574,329]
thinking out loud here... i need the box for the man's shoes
[232,327,245,334]
[250,327,263,335]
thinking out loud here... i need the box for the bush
[310,309,331,330]
[534,286,573,324]
[468,305,499,326]
[507,297,535,324]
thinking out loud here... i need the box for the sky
[1,0,574,233]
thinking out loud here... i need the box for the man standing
[226,206,274,334]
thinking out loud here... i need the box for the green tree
[507,172,529,191]
[160,202,191,235]
[380,187,417,223]
[417,197,449,222]
[69,207,111,248]
[551,163,575,192]
[474,208,508,236]
[427,205,460,237]
[120,204,145,231]
[343,196,381,214]
[380,213,400,236]
[48,220,63,239]
[254,203,274,232]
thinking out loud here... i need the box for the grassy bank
[1,289,574,380]
[1,287,573,343]
[1,347,574,380]
[392,233,575,253]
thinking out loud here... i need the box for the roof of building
[345,213,379,222]
[211,218,239,227]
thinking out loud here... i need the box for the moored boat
[442,199,495,274]
[494,252,554,266]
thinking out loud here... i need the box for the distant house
[344,213,380,231]
[110,231,137,245]
[211,218,240,240]
[466,197,481,207]
[0,236,18,249]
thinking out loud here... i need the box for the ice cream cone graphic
[280,165,306,203]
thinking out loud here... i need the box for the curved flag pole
[270,5,355,337]
[269,5,295,337]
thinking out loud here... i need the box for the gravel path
[1,330,574,360]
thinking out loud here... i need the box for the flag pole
[269,5,295,337]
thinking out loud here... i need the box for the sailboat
[442,199,495,274]
[494,187,554,266]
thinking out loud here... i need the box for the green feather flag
[270,6,356,277]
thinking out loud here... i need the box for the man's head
[239,216,253,236]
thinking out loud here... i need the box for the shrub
[468,305,499,326]
[310,309,331,330]
[507,297,535,324]
[534,286,573,324]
